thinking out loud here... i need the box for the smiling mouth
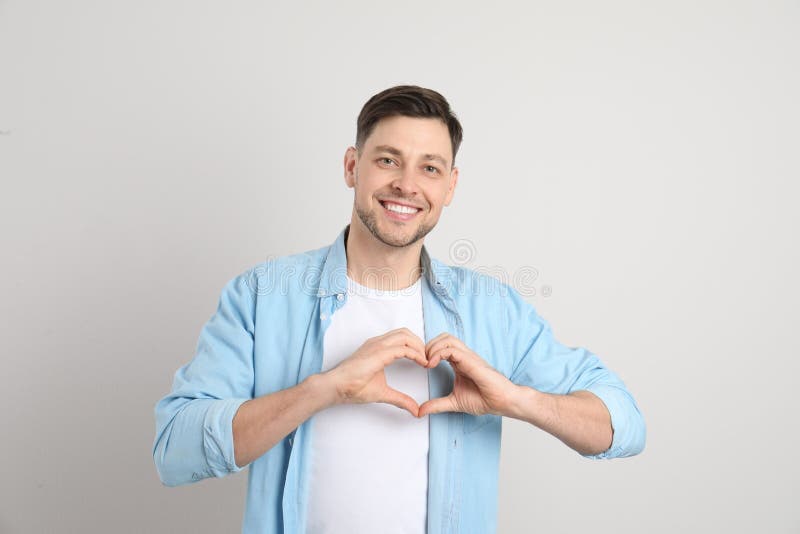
[379,200,423,220]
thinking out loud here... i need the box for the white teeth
[384,202,419,215]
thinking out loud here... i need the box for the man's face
[344,115,459,248]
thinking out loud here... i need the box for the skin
[232,115,612,468]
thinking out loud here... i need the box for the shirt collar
[316,224,452,299]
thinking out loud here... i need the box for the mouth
[379,200,423,221]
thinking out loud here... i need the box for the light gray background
[1,1,798,532]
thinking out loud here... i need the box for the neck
[345,219,424,291]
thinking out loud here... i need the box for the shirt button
[288,437,294,447]
[336,293,344,301]
[320,313,328,321]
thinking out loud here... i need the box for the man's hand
[418,333,516,418]
[230,328,427,469]
[322,327,428,416]
[419,332,614,455]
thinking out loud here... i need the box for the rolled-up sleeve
[153,272,256,486]
[503,286,646,459]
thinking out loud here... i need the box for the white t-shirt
[306,275,429,534]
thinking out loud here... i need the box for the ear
[344,146,358,188]
[443,166,459,206]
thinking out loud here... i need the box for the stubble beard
[355,199,434,248]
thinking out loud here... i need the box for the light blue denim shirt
[153,225,646,533]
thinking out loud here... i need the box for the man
[153,85,646,533]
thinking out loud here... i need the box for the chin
[356,204,436,248]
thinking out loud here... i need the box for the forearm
[232,373,339,467]
[505,386,613,456]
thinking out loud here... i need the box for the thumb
[418,395,456,418]
[381,387,420,417]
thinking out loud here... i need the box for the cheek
[428,189,450,209]
[356,190,379,209]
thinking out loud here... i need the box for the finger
[424,332,452,354]
[426,347,452,371]
[381,387,420,417]
[418,394,456,417]
[386,327,424,348]
[377,346,427,369]
[383,329,427,366]
[375,328,418,350]
[429,346,482,377]
[425,335,466,362]
[400,332,428,364]
[424,335,450,367]
[425,334,461,368]
[426,349,447,369]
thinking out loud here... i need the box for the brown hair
[356,85,463,166]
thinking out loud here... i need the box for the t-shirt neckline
[346,275,423,300]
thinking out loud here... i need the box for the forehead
[363,116,453,163]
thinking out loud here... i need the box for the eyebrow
[373,145,450,169]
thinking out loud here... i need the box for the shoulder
[429,255,540,325]
[227,243,331,299]
[431,258,517,298]
[429,257,514,303]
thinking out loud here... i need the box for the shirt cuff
[580,384,645,460]
[202,398,249,476]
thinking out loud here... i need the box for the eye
[378,157,397,167]
[424,165,440,174]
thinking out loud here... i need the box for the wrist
[506,384,548,424]
[303,372,342,409]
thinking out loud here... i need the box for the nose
[391,165,420,197]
